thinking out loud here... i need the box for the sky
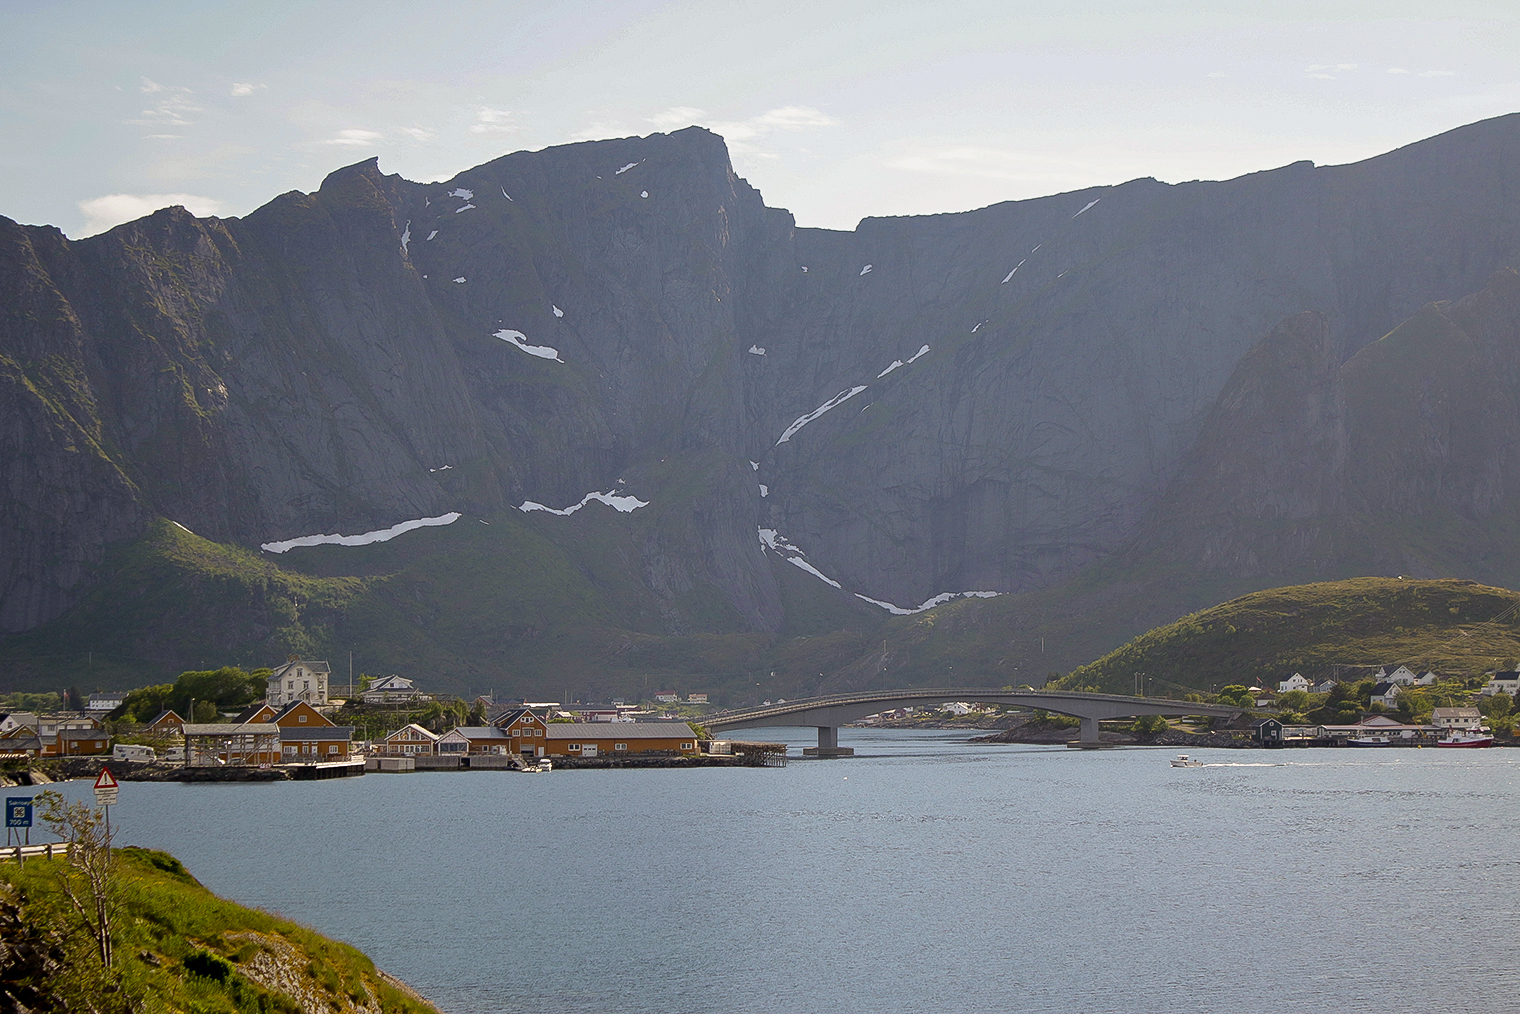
[2,0,1518,237]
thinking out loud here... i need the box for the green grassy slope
[1044,577,1520,694]
[0,846,435,1013]
[0,507,887,705]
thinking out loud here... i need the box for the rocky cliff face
[4,114,1520,658]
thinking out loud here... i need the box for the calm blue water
[36,730,1520,1013]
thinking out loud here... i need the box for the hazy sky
[3,0,1517,237]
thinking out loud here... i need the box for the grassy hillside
[0,845,435,1013]
[1044,577,1520,694]
[0,511,887,705]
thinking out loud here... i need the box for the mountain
[3,114,1520,698]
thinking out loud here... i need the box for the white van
[111,744,156,763]
[163,746,185,763]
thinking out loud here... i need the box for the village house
[1483,671,1520,696]
[687,693,709,703]
[265,658,332,707]
[0,713,37,735]
[86,691,126,714]
[378,723,440,756]
[1278,673,1313,694]
[144,709,186,735]
[652,692,680,703]
[436,726,514,755]
[265,701,352,763]
[544,722,699,759]
[572,703,623,722]
[491,708,550,758]
[1373,665,1418,686]
[360,674,431,705]
[1370,681,1402,709]
[1312,679,1339,694]
[1431,706,1483,731]
[1414,670,1439,686]
[0,726,43,757]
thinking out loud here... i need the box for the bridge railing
[708,686,1240,725]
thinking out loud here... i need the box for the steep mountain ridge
[4,114,1520,695]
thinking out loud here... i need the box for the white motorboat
[1170,754,1203,767]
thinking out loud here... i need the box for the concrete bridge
[706,687,1245,752]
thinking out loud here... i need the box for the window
[512,728,521,737]
[615,743,627,751]
[328,745,339,754]
[536,728,543,736]
[569,744,580,751]
[298,714,307,723]
[682,742,693,749]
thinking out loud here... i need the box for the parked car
[163,746,185,763]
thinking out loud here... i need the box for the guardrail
[0,842,70,862]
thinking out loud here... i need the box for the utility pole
[349,651,354,699]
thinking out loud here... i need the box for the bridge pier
[802,726,854,758]
[1067,715,1114,749]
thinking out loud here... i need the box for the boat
[536,759,554,772]
[1348,735,1392,747]
[1435,732,1494,748]
[1170,755,1203,767]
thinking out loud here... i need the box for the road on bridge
[706,687,1245,751]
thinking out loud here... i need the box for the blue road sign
[5,797,32,829]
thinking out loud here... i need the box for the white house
[1414,670,1439,686]
[1483,671,1520,696]
[1313,679,1340,694]
[1278,673,1313,694]
[1376,665,1418,686]
[1431,707,1482,731]
[266,658,331,707]
[360,674,430,705]
[86,692,126,714]
[1370,681,1401,709]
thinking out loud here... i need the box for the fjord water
[86,731,1520,1013]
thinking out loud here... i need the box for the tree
[1130,714,1170,740]
[1217,685,1254,708]
[32,790,115,968]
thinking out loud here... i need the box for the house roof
[58,729,109,741]
[183,723,279,736]
[366,675,415,691]
[441,726,511,741]
[268,659,332,680]
[1371,682,1397,695]
[545,722,696,740]
[146,710,185,727]
[1431,707,1481,718]
[271,701,335,727]
[279,726,354,741]
[489,708,539,728]
[233,703,276,723]
[385,723,440,742]
[1489,671,1520,680]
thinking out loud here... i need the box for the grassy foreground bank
[0,846,436,1014]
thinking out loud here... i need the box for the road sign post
[93,767,119,840]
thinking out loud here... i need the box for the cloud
[230,82,265,97]
[76,193,225,237]
[706,105,838,154]
[321,128,383,147]
[1387,67,1410,74]
[1206,72,1227,79]
[469,107,515,135]
[127,77,201,126]
[1419,70,1457,77]
[400,126,434,142]
[887,145,1089,185]
[647,106,705,131]
[570,119,627,142]
[1304,63,1357,80]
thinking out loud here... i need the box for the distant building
[572,704,622,722]
[378,724,440,757]
[144,710,186,735]
[1370,682,1402,709]
[266,658,331,707]
[86,692,126,714]
[360,674,431,705]
[652,692,680,704]
[1414,670,1439,686]
[490,708,550,758]
[687,693,709,704]
[1374,665,1418,686]
[437,726,514,755]
[1483,671,1520,696]
[1312,679,1339,694]
[1431,707,1482,731]
[1278,674,1313,694]
[544,722,699,759]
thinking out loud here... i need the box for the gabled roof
[234,702,277,724]
[146,710,185,727]
[267,659,332,680]
[184,723,279,735]
[1371,682,1398,695]
[1431,706,1481,718]
[490,708,540,729]
[366,674,415,691]
[385,723,440,742]
[440,726,511,741]
[270,701,336,728]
